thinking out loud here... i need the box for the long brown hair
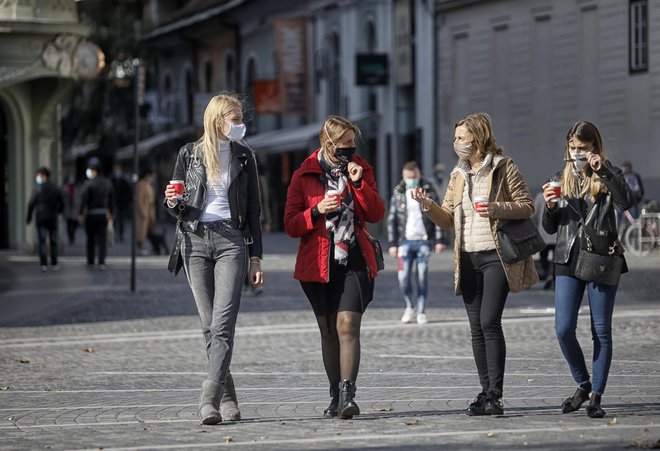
[454,113,502,160]
[560,121,606,200]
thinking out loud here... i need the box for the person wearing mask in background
[79,157,114,271]
[284,115,384,420]
[410,113,538,417]
[541,121,634,418]
[164,93,263,425]
[26,167,64,272]
[387,161,447,325]
[111,164,133,243]
[136,168,157,255]
[621,162,644,218]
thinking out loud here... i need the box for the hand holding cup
[543,181,562,208]
[473,195,489,216]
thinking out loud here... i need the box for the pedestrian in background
[136,168,156,255]
[284,115,384,419]
[164,93,264,425]
[621,161,644,218]
[411,113,538,417]
[532,190,556,290]
[541,121,634,418]
[79,157,114,271]
[387,161,447,325]
[111,164,133,242]
[26,166,64,272]
[62,172,81,245]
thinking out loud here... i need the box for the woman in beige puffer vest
[411,113,538,417]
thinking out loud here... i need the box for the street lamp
[108,55,145,292]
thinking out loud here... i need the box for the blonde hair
[454,113,502,160]
[560,121,606,201]
[319,115,361,154]
[194,92,243,182]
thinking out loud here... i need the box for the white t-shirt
[200,141,231,222]
[404,188,427,240]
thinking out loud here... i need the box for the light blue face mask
[35,175,44,185]
[86,169,96,180]
[404,178,420,189]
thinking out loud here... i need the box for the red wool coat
[284,149,384,283]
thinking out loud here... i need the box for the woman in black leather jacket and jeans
[164,93,264,425]
[541,121,634,419]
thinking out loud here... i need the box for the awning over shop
[244,112,379,154]
[115,126,195,160]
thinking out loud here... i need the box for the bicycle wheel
[624,222,655,256]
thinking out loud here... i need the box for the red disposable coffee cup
[170,180,184,196]
[474,195,488,212]
[548,181,561,202]
[326,189,341,203]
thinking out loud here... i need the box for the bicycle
[624,212,660,256]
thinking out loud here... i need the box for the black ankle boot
[561,381,591,414]
[323,384,339,418]
[466,392,488,416]
[338,379,359,419]
[586,393,606,418]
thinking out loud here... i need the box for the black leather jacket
[387,177,446,248]
[542,160,635,266]
[165,141,262,273]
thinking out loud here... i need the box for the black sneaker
[466,392,488,416]
[484,398,504,416]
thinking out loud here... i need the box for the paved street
[1,229,659,450]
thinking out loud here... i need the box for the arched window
[225,53,236,92]
[244,57,257,133]
[204,61,213,92]
[327,32,341,114]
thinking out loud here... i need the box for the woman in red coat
[284,115,384,419]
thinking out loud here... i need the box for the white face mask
[86,169,96,180]
[571,152,589,170]
[225,121,246,142]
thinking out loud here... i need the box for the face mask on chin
[454,142,474,160]
[224,121,246,142]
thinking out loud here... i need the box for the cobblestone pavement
[1,232,659,450]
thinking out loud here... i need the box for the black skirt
[300,245,374,316]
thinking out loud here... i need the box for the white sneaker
[401,307,415,323]
[417,313,428,325]
[40,265,48,272]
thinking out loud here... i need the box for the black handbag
[367,232,385,271]
[574,225,623,286]
[497,218,547,264]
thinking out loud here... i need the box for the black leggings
[459,250,510,399]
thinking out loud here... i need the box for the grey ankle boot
[220,373,241,421]
[199,380,223,425]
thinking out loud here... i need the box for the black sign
[356,54,389,86]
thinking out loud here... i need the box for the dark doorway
[0,104,8,248]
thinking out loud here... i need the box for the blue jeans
[397,240,431,313]
[182,220,247,384]
[555,275,618,395]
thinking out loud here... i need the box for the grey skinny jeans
[182,219,248,384]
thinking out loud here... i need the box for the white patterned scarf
[318,151,355,266]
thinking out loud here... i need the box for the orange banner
[252,80,281,114]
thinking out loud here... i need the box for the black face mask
[334,147,356,165]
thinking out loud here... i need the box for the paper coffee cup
[170,180,184,196]
[325,189,341,203]
[548,181,561,202]
[473,195,488,211]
